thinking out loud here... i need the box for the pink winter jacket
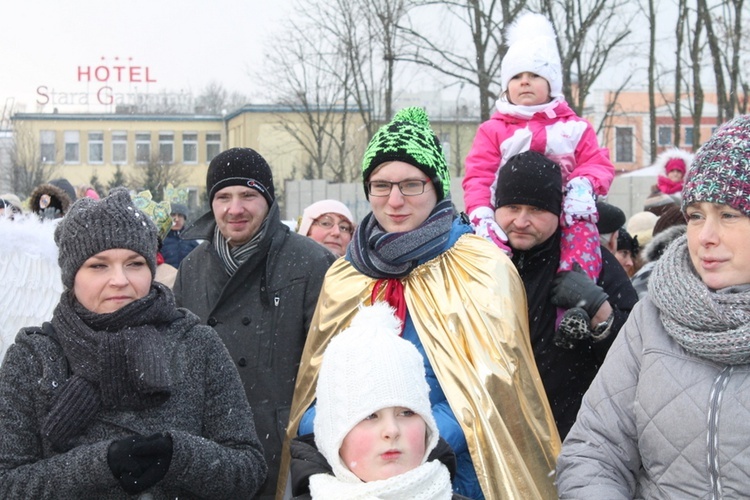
[463,100,614,214]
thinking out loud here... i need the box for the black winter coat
[512,230,638,439]
[173,202,336,498]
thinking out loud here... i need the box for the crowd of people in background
[3,10,750,500]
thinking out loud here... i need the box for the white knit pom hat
[500,12,563,99]
[314,302,439,482]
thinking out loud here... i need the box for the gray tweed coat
[174,202,336,498]
[0,310,267,499]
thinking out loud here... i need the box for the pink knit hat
[297,200,355,236]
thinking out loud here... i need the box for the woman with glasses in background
[297,200,356,257]
[278,108,560,500]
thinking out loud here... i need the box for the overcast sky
[1,0,289,113]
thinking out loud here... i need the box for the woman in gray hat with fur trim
[557,115,750,497]
[0,187,267,498]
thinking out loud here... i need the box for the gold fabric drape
[277,234,560,499]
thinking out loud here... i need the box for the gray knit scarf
[213,219,268,275]
[649,235,750,365]
[347,198,454,279]
[43,283,182,451]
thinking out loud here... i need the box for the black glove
[550,263,608,318]
[108,433,173,495]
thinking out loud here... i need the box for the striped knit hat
[682,115,750,215]
[361,107,450,201]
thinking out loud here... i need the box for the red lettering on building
[76,57,157,83]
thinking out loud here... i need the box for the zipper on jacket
[707,365,732,500]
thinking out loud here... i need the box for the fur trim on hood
[644,224,686,262]
[653,148,694,176]
[29,183,74,216]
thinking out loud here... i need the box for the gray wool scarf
[43,283,181,451]
[649,235,750,365]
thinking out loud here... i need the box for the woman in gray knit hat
[557,114,750,498]
[0,187,267,498]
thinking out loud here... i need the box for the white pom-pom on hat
[500,12,563,99]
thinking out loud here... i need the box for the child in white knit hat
[288,302,460,499]
[463,12,615,337]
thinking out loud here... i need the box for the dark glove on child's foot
[550,262,608,318]
[108,433,173,494]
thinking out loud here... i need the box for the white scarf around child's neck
[308,459,452,500]
[495,95,564,120]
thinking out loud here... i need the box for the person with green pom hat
[279,107,560,499]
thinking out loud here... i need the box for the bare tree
[539,0,633,116]
[398,0,529,121]
[256,0,375,182]
[648,0,658,160]
[128,154,189,202]
[195,82,248,114]
[673,0,690,149]
[689,0,706,151]
[7,125,58,198]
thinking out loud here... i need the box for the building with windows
[11,105,370,211]
[593,89,720,171]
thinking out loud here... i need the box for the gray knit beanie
[55,187,158,288]
[682,114,750,216]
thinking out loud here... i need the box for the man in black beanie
[173,148,336,498]
[492,150,638,439]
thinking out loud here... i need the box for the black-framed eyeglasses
[367,179,429,197]
[313,216,354,234]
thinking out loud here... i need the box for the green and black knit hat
[362,107,450,201]
[682,114,750,216]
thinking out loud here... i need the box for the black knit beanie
[596,201,626,235]
[495,151,563,215]
[54,187,158,288]
[617,226,640,255]
[206,148,275,207]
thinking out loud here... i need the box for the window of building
[159,132,174,163]
[657,126,672,146]
[685,127,694,146]
[88,132,104,164]
[206,133,221,162]
[615,127,633,163]
[40,130,55,163]
[112,131,127,164]
[64,131,80,163]
[136,132,151,163]
[183,132,198,163]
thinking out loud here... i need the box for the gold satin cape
[277,234,560,499]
